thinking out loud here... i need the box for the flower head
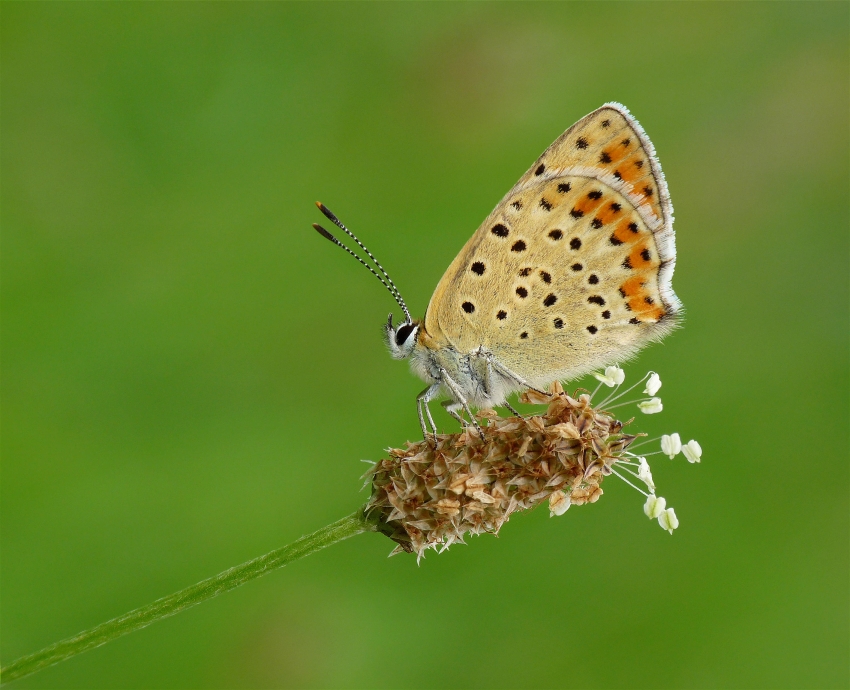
[366,371,699,560]
[366,382,635,559]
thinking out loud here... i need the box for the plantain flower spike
[364,379,695,561]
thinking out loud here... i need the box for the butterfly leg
[441,399,467,426]
[503,400,523,418]
[417,384,440,443]
[438,367,483,438]
[485,354,547,395]
[481,354,524,419]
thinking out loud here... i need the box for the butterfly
[314,102,681,440]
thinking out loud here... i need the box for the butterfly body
[317,102,681,439]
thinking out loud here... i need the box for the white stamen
[637,397,663,414]
[594,365,625,388]
[589,379,604,400]
[625,450,666,458]
[637,457,655,492]
[610,467,649,497]
[658,507,679,534]
[627,435,663,450]
[643,494,666,519]
[661,433,682,459]
[644,372,662,396]
[598,371,652,407]
[682,439,702,463]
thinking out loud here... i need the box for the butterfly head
[384,313,419,359]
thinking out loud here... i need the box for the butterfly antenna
[312,214,412,324]
[315,202,410,320]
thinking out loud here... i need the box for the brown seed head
[364,382,637,560]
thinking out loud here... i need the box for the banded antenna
[312,202,412,324]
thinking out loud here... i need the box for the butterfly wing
[423,103,681,385]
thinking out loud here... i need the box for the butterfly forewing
[504,102,673,229]
[424,103,680,384]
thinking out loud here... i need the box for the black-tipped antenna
[315,202,408,313]
[312,214,412,324]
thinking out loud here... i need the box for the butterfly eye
[395,324,416,346]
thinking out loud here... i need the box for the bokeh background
[2,3,847,688]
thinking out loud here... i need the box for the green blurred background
[2,2,847,688]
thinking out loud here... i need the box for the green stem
[1,508,375,685]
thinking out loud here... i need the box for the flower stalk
[0,510,375,685]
